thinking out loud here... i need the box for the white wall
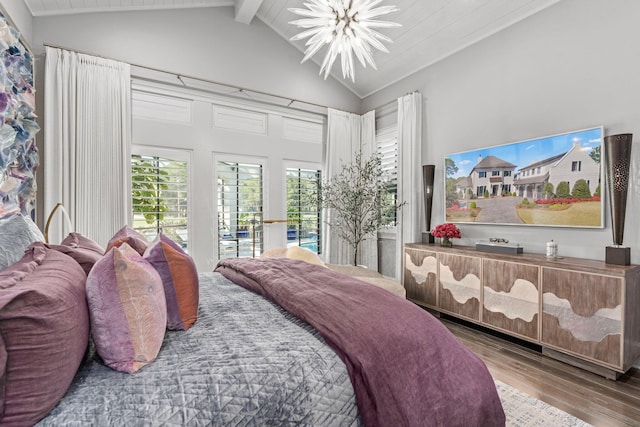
[363,0,640,264]
[29,5,361,231]
[31,7,360,113]
[0,0,32,48]
[22,0,640,265]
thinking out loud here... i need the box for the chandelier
[289,0,401,82]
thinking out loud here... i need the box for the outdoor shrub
[556,181,571,198]
[571,179,591,199]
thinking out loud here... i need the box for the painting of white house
[445,127,604,228]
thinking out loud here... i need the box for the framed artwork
[444,126,604,228]
[0,9,39,218]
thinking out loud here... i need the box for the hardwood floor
[440,316,640,426]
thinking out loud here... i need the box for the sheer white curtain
[359,110,377,270]
[395,92,423,279]
[322,109,377,268]
[44,47,131,246]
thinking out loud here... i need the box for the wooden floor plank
[440,318,640,426]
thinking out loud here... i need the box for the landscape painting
[444,127,604,228]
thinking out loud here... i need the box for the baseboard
[542,347,621,380]
[439,313,542,353]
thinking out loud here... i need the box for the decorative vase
[604,133,632,265]
[440,237,453,247]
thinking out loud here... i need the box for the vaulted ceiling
[23,0,561,98]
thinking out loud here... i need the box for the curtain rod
[42,43,412,115]
[374,90,420,112]
[42,42,360,114]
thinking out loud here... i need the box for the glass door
[216,160,263,259]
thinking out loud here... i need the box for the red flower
[430,223,461,239]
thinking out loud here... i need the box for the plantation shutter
[217,161,263,259]
[377,128,399,225]
[286,168,321,254]
[131,152,189,250]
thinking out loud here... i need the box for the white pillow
[0,214,45,270]
[285,246,325,266]
[261,246,325,266]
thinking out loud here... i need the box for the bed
[0,218,505,427]
[38,270,362,426]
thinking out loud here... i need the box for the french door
[216,159,264,259]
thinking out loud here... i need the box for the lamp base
[605,246,630,265]
[422,232,435,244]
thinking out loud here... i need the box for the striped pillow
[86,243,166,373]
[144,234,199,330]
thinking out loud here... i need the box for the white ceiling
[23,0,562,98]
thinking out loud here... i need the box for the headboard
[0,11,39,218]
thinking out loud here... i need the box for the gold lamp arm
[44,203,73,243]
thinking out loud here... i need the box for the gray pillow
[0,214,45,270]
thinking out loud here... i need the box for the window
[478,171,487,178]
[131,151,189,250]
[503,170,512,177]
[286,168,321,254]
[492,170,500,176]
[217,161,263,259]
[377,127,398,226]
[572,161,582,172]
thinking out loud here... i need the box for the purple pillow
[86,243,166,373]
[0,242,89,425]
[106,225,149,255]
[49,232,105,275]
[144,234,199,330]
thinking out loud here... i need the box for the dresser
[403,243,640,379]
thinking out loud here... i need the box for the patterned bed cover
[216,258,506,427]
[38,272,361,426]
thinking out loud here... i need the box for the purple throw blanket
[215,258,505,427]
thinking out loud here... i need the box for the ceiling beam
[234,0,263,24]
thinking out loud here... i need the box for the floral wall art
[0,11,39,219]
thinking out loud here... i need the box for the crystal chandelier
[289,0,401,82]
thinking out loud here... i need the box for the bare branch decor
[319,151,403,266]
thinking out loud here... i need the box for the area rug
[495,380,593,426]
